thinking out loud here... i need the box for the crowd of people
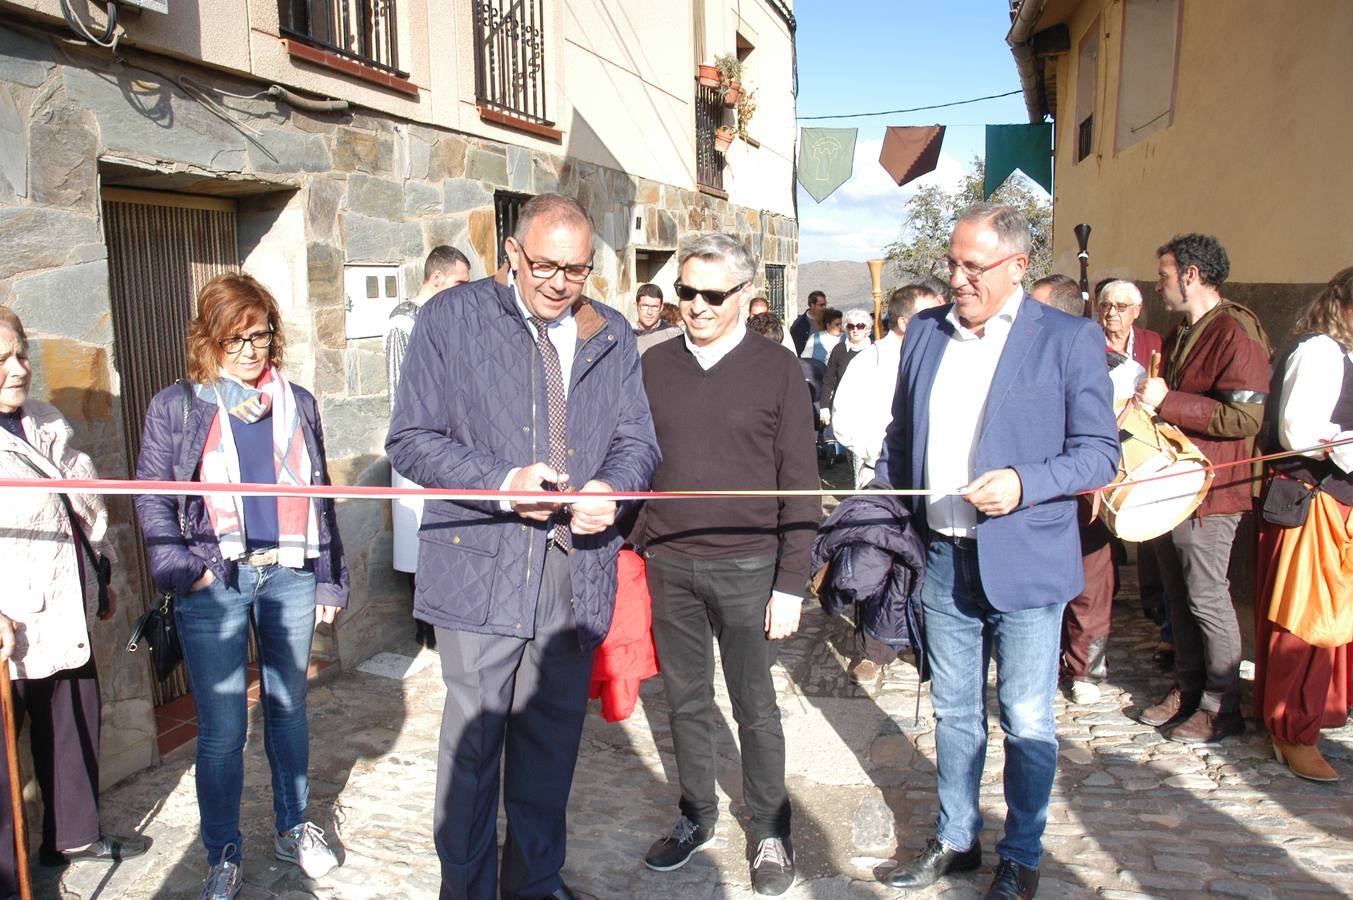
[0,192,1349,900]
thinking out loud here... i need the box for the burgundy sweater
[639,332,820,597]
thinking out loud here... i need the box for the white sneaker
[275,821,339,879]
[1070,680,1101,705]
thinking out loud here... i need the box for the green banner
[984,124,1053,198]
[798,128,857,203]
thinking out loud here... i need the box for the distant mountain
[797,259,879,315]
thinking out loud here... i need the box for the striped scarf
[197,367,318,568]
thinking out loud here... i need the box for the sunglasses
[672,280,749,307]
[846,323,869,331]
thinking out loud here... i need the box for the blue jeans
[920,536,1065,870]
[175,563,317,865]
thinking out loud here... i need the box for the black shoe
[985,857,1039,899]
[750,836,794,896]
[882,837,981,889]
[644,816,714,871]
[39,833,151,867]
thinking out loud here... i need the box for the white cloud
[798,139,968,263]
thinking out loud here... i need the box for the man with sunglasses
[387,193,659,900]
[880,204,1118,899]
[636,234,818,896]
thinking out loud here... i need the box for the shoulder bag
[126,381,193,681]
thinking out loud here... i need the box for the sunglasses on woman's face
[846,323,869,331]
[672,280,749,307]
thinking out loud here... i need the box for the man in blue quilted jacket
[386,193,660,900]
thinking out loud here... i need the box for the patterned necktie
[529,315,571,549]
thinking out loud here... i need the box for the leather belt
[929,530,977,551]
[241,547,279,567]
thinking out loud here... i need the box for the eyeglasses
[514,243,594,283]
[672,280,749,307]
[846,323,869,331]
[637,303,663,312]
[219,329,274,355]
[1098,301,1140,314]
[940,251,1026,282]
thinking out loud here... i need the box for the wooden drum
[1100,403,1213,541]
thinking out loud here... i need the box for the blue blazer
[883,295,1119,611]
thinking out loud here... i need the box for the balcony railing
[279,0,403,76]
[695,82,724,192]
[473,0,550,125]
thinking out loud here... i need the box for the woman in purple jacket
[134,274,348,900]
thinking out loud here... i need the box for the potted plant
[713,52,743,107]
[697,62,720,88]
[714,124,736,154]
[735,89,757,142]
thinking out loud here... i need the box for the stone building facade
[0,0,798,789]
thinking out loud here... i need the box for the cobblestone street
[45,560,1353,899]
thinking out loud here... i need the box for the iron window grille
[473,0,551,125]
[495,190,533,267]
[279,0,404,76]
[764,265,786,320]
[695,82,724,192]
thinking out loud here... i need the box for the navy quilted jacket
[386,271,660,651]
[135,382,350,607]
[811,489,928,677]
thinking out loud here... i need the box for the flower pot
[722,81,743,108]
[714,128,735,153]
[697,64,720,88]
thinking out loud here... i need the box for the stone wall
[0,21,797,787]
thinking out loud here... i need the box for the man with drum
[879,203,1118,898]
[1135,233,1271,744]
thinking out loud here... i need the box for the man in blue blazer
[880,204,1119,899]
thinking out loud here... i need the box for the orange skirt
[1253,490,1353,744]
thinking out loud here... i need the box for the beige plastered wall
[9,0,795,214]
[1046,0,1353,288]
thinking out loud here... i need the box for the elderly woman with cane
[0,308,150,900]
[135,273,347,900]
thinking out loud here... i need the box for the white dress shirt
[499,273,580,505]
[1280,333,1353,473]
[684,320,747,370]
[512,271,577,397]
[925,287,1024,537]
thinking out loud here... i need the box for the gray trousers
[432,546,594,900]
[1155,514,1243,714]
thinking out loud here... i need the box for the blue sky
[793,0,1035,262]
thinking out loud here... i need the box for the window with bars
[764,265,786,320]
[278,0,403,75]
[494,190,533,267]
[695,82,724,192]
[473,0,551,125]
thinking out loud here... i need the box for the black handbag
[1260,472,1330,528]
[126,592,182,682]
[126,381,193,681]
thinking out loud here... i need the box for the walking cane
[0,664,32,900]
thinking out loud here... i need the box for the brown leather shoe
[1272,739,1340,782]
[848,658,882,685]
[1136,686,1199,727]
[1166,708,1244,743]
